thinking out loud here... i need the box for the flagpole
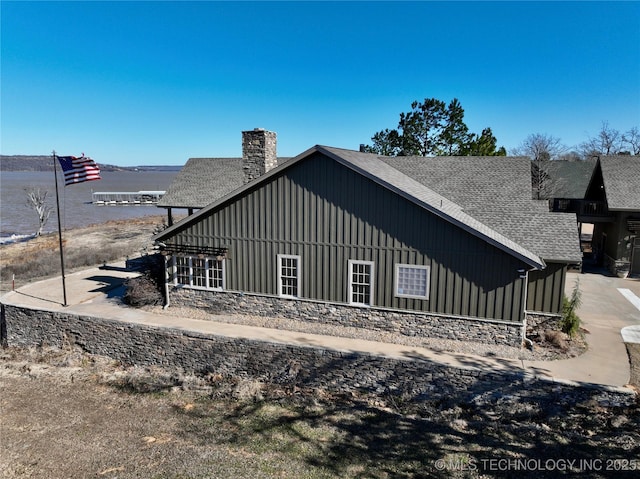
[52,151,68,306]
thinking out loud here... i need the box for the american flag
[56,154,102,186]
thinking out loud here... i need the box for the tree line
[363,98,639,160]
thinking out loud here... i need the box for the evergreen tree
[464,128,507,156]
[365,98,505,157]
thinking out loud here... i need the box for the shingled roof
[380,155,533,208]
[157,157,290,209]
[542,159,596,199]
[157,158,244,209]
[598,156,640,211]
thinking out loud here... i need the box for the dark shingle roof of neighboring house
[156,146,583,266]
[157,157,291,209]
[542,160,597,199]
[598,156,640,211]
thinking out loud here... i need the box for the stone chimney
[242,128,277,183]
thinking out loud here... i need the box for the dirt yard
[1,345,639,479]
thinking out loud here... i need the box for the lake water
[0,170,178,240]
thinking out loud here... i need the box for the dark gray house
[541,160,597,257]
[153,130,581,347]
[543,160,597,214]
[583,156,640,276]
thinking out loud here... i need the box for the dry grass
[0,216,166,292]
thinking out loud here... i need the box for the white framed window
[395,264,430,299]
[173,255,225,290]
[348,260,374,306]
[175,255,192,285]
[191,257,208,288]
[277,254,301,298]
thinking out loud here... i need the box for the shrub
[561,280,582,338]
[544,329,569,350]
[123,254,165,307]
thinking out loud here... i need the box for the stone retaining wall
[2,303,635,407]
[169,287,524,347]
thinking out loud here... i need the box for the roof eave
[408,198,546,269]
[607,207,640,212]
[543,257,582,265]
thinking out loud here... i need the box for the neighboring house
[582,156,640,276]
[541,159,597,258]
[544,160,597,214]
[153,129,581,347]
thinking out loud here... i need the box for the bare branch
[580,121,624,157]
[25,187,53,236]
[622,127,640,155]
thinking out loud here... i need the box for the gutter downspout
[163,280,171,310]
[520,267,537,349]
[156,243,171,310]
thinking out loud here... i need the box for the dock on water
[92,191,165,205]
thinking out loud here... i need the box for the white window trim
[394,263,430,300]
[172,255,225,291]
[348,259,374,307]
[277,254,301,299]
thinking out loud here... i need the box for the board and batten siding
[526,262,567,314]
[166,152,531,322]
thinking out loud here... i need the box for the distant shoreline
[0,211,169,243]
[1,155,182,172]
[0,214,169,246]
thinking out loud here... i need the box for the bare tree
[622,127,640,155]
[512,133,567,200]
[580,121,624,157]
[26,187,53,236]
[512,133,567,161]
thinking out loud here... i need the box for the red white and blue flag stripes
[56,154,101,186]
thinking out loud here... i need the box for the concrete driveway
[523,270,640,387]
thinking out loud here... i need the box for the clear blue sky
[2,1,639,166]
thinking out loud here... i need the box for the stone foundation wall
[2,303,634,407]
[168,287,524,347]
